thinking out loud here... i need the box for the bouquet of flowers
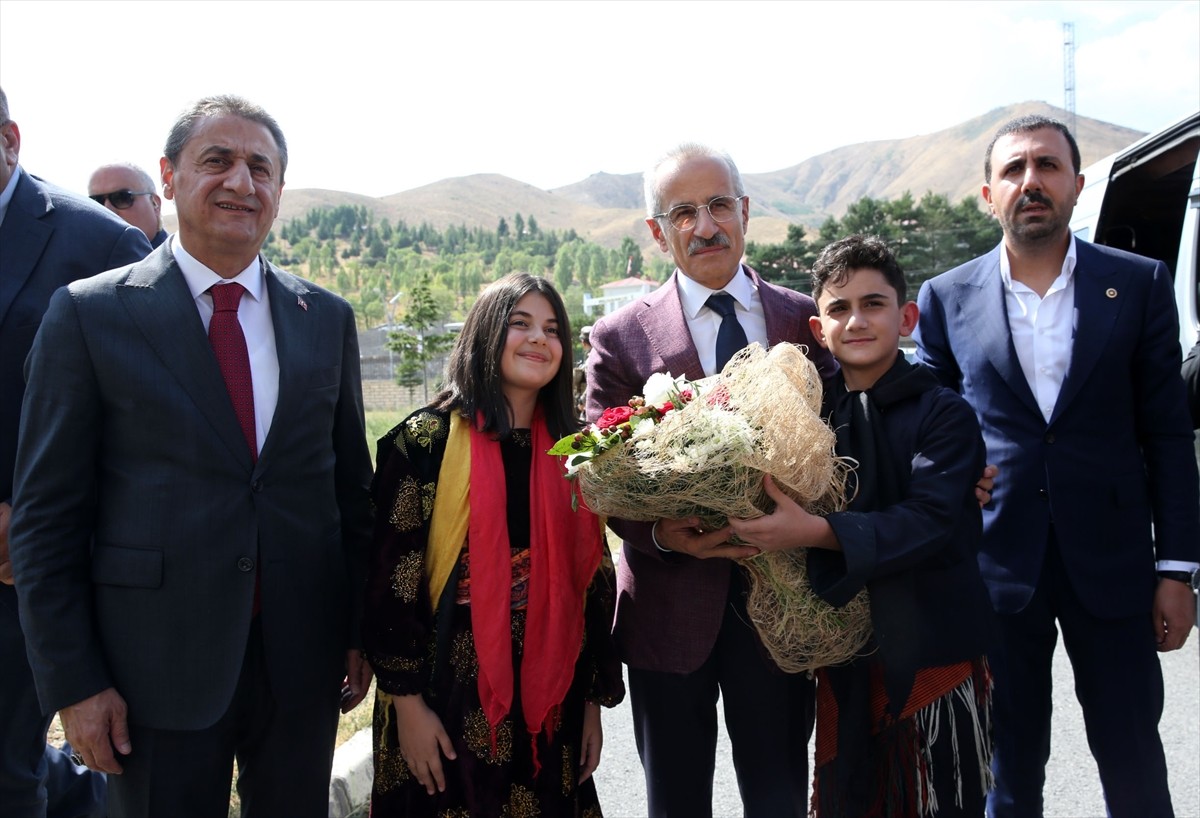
[551,342,872,673]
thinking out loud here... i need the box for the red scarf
[468,411,603,767]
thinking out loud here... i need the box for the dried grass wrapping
[579,342,872,672]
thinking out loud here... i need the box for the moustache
[687,233,731,254]
[1018,191,1053,209]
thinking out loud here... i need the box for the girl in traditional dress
[363,273,624,818]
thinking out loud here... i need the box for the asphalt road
[592,637,1200,818]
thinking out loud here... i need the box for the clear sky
[2,0,1197,207]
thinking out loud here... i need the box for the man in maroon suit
[586,143,836,818]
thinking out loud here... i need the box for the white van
[1070,111,1200,356]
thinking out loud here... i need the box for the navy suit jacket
[914,240,1200,618]
[0,169,151,503]
[585,265,836,673]
[10,244,374,730]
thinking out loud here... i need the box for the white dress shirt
[172,237,279,456]
[676,265,768,377]
[1000,237,1077,423]
[0,165,23,227]
[1001,237,1197,575]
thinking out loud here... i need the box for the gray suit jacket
[585,266,836,673]
[10,244,374,730]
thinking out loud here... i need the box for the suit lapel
[117,247,254,467]
[637,271,705,381]
[955,249,1042,417]
[0,174,53,329]
[753,266,792,344]
[257,262,315,466]
[1051,243,1124,423]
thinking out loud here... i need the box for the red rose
[659,401,675,413]
[596,405,635,429]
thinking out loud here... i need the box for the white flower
[667,409,756,472]
[630,419,657,442]
[642,372,681,407]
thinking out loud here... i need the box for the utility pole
[1063,22,1076,135]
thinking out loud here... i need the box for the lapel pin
[297,295,309,311]
[1105,288,1117,299]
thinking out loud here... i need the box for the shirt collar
[171,235,265,303]
[676,264,755,319]
[999,234,1077,291]
[0,165,24,227]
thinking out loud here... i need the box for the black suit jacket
[1183,336,1200,429]
[10,244,374,730]
[0,169,151,502]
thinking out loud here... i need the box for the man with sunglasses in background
[0,86,149,818]
[585,143,835,818]
[88,163,167,248]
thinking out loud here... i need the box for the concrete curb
[328,727,374,818]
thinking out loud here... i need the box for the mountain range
[263,101,1145,249]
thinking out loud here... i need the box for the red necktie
[208,283,257,462]
[209,282,261,615]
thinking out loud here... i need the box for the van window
[1095,134,1199,280]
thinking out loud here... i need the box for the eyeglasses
[653,195,745,231]
[90,190,154,210]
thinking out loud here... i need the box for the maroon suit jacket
[585,265,836,673]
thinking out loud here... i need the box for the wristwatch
[1157,569,1200,592]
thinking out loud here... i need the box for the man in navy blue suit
[915,115,1199,818]
[0,87,151,818]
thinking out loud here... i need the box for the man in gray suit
[10,95,374,817]
[0,85,149,818]
[586,143,836,818]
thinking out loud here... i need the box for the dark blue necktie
[706,292,749,373]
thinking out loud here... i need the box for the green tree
[746,224,812,282]
[387,273,456,403]
[619,237,644,276]
[494,249,514,277]
[555,242,576,292]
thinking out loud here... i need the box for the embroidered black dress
[363,409,624,818]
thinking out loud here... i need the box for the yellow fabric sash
[425,413,471,610]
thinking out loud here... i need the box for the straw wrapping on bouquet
[575,342,872,673]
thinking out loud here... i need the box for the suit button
[252,479,263,493]
[1037,489,1048,501]
[237,557,255,572]
[1044,433,1055,444]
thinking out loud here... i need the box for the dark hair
[811,234,907,303]
[164,95,288,178]
[984,114,1080,183]
[433,273,576,439]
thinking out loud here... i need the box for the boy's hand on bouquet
[729,475,840,553]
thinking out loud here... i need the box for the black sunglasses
[90,189,154,210]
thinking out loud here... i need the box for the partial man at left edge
[0,86,151,818]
